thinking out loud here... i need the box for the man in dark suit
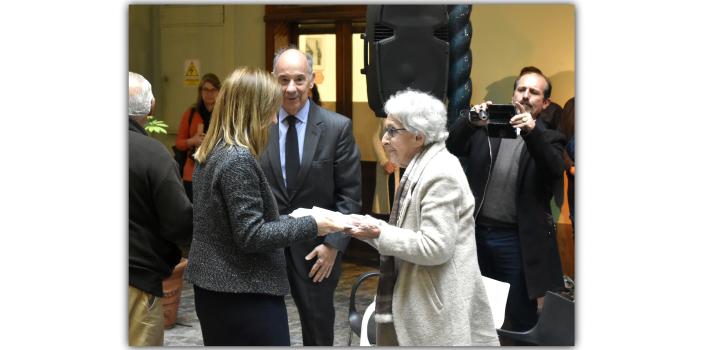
[446,68,566,338]
[260,47,362,346]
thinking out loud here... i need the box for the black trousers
[193,285,290,346]
[286,249,342,346]
[475,224,539,334]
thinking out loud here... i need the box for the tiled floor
[164,260,379,346]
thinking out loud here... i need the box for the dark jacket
[129,119,193,297]
[185,144,318,295]
[446,116,566,299]
[259,102,361,271]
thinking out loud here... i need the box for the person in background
[559,97,575,229]
[371,118,401,218]
[128,72,193,346]
[346,89,499,346]
[260,47,362,346]
[539,100,563,130]
[446,67,566,341]
[184,67,346,346]
[174,73,221,201]
[310,84,322,106]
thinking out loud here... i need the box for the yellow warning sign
[184,59,201,86]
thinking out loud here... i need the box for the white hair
[128,72,154,118]
[383,89,448,145]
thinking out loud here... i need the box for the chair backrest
[359,299,376,346]
[481,276,511,329]
[348,271,380,346]
[533,291,575,345]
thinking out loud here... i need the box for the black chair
[347,271,380,346]
[496,291,575,345]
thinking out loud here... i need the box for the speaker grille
[433,26,449,43]
[373,24,394,42]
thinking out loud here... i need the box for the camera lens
[460,108,491,122]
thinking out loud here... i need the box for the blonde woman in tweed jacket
[184,67,345,346]
[346,89,499,346]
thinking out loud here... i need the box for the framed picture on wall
[304,37,324,69]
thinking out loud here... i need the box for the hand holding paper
[289,206,351,236]
[344,214,383,239]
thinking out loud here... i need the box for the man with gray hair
[260,47,361,345]
[128,72,192,346]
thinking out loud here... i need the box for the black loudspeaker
[361,5,449,117]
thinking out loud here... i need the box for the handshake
[289,207,383,239]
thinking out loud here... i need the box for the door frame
[264,5,366,119]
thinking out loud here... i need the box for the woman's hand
[188,124,205,147]
[344,214,382,239]
[290,208,346,236]
[383,161,396,174]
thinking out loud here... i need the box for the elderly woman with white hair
[346,89,499,346]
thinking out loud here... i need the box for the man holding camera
[446,68,566,338]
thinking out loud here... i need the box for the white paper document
[288,206,355,229]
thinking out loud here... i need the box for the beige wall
[470,4,575,108]
[129,5,266,149]
[129,4,574,151]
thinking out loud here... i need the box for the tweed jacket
[365,142,500,346]
[185,144,317,296]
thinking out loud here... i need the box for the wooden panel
[264,5,366,22]
[335,21,353,119]
[557,223,575,279]
[265,21,290,70]
[265,21,275,70]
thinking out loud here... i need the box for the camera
[461,104,518,138]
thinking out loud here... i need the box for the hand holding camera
[460,101,491,127]
[510,101,536,133]
[460,102,519,138]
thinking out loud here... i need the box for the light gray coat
[365,142,500,346]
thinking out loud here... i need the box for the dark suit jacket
[446,116,566,299]
[259,102,362,275]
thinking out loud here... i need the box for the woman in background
[174,73,221,201]
[559,97,575,229]
[371,119,401,218]
[184,67,344,346]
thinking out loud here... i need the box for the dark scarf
[196,102,212,133]
[375,167,411,346]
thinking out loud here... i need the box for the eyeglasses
[383,126,408,138]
